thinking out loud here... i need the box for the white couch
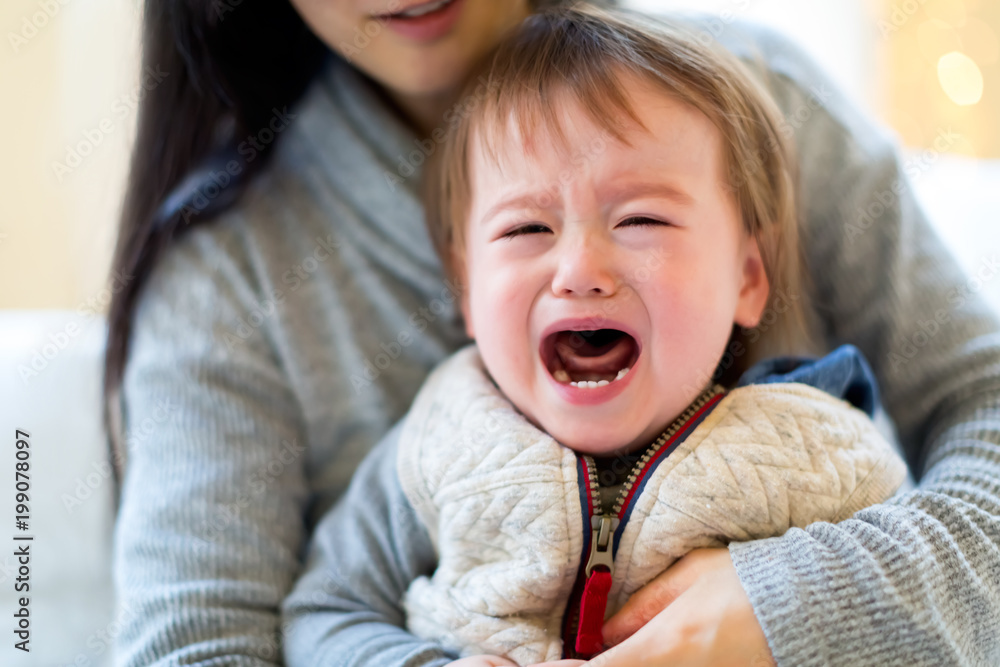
[0,154,996,666]
[0,312,115,667]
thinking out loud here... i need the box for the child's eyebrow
[479,193,554,226]
[600,181,696,207]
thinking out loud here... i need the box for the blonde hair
[424,4,820,385]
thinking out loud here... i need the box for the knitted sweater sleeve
[717,22,1000,667]
[281,422,455,667]
[112,222,310,666]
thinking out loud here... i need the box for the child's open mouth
[542,329,640,388]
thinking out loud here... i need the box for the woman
[107,1,1000,666]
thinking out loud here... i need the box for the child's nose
[550,235,619,297]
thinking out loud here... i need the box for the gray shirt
[112,17,1000,667]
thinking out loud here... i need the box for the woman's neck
[384,86,459,137]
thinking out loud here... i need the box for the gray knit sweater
[112,17,1000,667]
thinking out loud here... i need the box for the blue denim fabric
[735,344,880,418]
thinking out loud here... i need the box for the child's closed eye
[500,223,552,239]
[616,216,673,228]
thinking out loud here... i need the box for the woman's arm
[716,19,1000,666]
[281,423,457,667]
[729,396,1000,666]
[112,224,312,666]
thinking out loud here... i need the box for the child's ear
[733,234,770,329]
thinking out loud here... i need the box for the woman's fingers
[602,547,730,646]
[586,548,772,667]
[601,571,681,646]
[589,611,671,667]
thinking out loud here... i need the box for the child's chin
[549,426,635,457]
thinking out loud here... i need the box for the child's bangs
[465,10,660,168]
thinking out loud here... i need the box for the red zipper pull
[576,514,618,655]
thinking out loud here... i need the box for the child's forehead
[469,74,649,166]
[466,79,722,181]
[468,115,615,177]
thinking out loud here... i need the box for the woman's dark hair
[103,0,328,495]
[103,0,604,501]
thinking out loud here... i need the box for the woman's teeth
[395,0,453,18]
[553,366,630,387]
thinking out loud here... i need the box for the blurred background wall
[0,0,997,309]
[1,0,141,309]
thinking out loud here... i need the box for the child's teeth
[566,368,631,388]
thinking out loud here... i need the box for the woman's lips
[375,0,464,41]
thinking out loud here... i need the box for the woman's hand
[449,657,584,667]
[591,547,775,667]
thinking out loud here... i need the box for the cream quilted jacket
[397,345,909,665]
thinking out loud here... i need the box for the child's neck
[591,382,723,484]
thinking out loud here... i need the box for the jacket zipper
[561,383,726,658]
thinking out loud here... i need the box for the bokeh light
[937,51,985,105]
[886,0,997,156]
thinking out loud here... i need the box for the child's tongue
[554,330,632,377]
